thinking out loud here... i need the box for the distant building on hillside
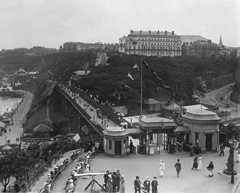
[119,30,182,57]
[28,46,58,56]
[60,42,105,52]
[182,40,219,58]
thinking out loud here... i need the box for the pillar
[146,130,150,155]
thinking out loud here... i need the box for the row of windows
[127,46,182,50]
[126,50,182,56]
[129,37,180,42]
[127,42,181,46]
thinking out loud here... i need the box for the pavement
[0,90,34,146]
[31,147,240,193]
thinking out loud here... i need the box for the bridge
[58,84,123,136]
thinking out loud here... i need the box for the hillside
[0,50,237,130]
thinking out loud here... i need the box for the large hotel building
[119,30,182,57]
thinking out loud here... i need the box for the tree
[0,152,16,192]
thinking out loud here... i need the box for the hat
[48,174,51,176]
[146,177,149,179]
[114,169,117,172]
[153,176,157,179]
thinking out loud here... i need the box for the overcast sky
[0,0,239,49]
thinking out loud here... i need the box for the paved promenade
[0,90,33,146]
[38,147,240,193]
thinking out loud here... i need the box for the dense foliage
[74,54,237,106]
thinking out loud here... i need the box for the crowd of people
[64,150,93,193]
[40,158,70,193]
[103,169,125,193]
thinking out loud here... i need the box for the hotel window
[109,140,112,150]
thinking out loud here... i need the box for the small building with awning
[102,126,144,157]
[182,108,221,152]
[137,116,177,155]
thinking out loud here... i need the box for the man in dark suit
[134,176,141,193]
[143,176,150,193]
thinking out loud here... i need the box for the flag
[73,133,80,142]
[142,60,149,69]
[112,90,121,100]
[127,73,134,80]
[120,81,131,89]
[81,125,89,135]
[133,64,140,70]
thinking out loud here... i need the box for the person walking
[197,154,202,170]
[219,143,225,156]
[134,176,141,193]
[207,161,214,177]
[174,159,181,178]
[151,176,158,193]
[159,159,165,177]
[143,177,150,193]
[119,175,125,193]
[192,155,198,170]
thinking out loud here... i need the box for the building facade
[60,42,105,52]
[182,40,219,58]
[119,30,182,57]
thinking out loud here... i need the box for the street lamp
[223,136,238,184]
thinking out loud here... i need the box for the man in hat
[103,170,110,189]
[143,177,150,193]
[151,177,158,193]
[112,169,118,192]
[134,176,141,193]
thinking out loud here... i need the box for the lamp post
[230,137,237,184]
[223,136,238,184]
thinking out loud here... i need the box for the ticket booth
[103,126,129,157]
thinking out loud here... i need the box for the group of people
[41,158,70,193]
[191,154,203,170]
[104,169,125,193]
[134,176,158,193]
[64,150,93,193]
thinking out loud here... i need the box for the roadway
[199,83,240,121]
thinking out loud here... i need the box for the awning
[204,129,215,134]
[125,128,144,134]
[175,126,190,133]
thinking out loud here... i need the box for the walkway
[35,148,240,193]
[0,90,33,146]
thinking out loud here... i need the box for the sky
[0,0,239,49]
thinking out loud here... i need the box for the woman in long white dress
[197,154,202,170]
[159,160,165,177]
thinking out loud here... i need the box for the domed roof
[103,126,128,137]
[182,108,220,121]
